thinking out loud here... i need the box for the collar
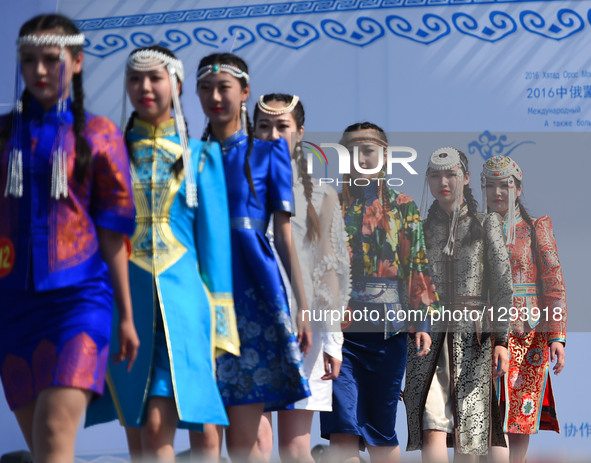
[211,128,248,153]
[502,205,522,238]
[132,117,177,138]
[27,97,73,123]
[432,201,469,221]
[350,178,380,201]
[502,204,521,223]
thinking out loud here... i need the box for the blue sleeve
[267,137,294,215]
[88,116,135,236]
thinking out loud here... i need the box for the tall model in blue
[196,53,311,462]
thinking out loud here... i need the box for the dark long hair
[514,182,544,296]
[0,14,91,183]
[339,122,391,231]
[253,93,320,240]
[124,45,187,177]
[425,149,483,245]
[197,53,256,197]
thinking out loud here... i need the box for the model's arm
[484,213,513,377]
[313,188,349,379]
[534,216,567,374]
[97,227,139,371]
[274,210,312,356]
[400,196,438,357]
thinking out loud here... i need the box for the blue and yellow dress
[95,118,239,430]
[0,97,135,410]
[214,130,310,409]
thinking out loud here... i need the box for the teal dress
[88,118,239,430]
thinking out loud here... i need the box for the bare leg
[277,409,314,463]
[329,433,361,463]
[367,444,399,463]
[487,433,509,463]
[125,426,143,463]
[257,412,274,462]
[141,396,178,462]
[422,430,449,463]
[453,452,477,463]
[507,434,529,463]
[13,401,36,455]
[190,423,223,462]
[32,387,92,463]
[226,402,267,462]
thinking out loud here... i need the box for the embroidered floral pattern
[521,397,535,416]
[343,184,437,319]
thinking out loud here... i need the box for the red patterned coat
[500,211,567,434]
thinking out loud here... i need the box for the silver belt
[230,217,266,233]
[350,278,400,304]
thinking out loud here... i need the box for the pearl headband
[257,95,299,116]
[197,63,249,83]
[17,33,85,49]
[127,49,185,82]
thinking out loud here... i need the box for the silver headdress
[125,49,197,208]
[423,147,466,255]
[5,32,85,199]
[481,155,523,245]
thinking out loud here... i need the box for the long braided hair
[253,93,321,241]
[425,149,483,245]
[124,45,188,177]
[340,122,391,230]
[197,53,256,197]
[514,181,544,296]
[0,14,91,183]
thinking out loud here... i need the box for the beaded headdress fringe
[5,33,85,200]
[124,50,197,208]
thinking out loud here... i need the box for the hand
[321,352,342,380]
[492,345,509,378]
[550,341,565,375]
[112,318,140,371]
[415,332,432,357]
[296,308,312,356]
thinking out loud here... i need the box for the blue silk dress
[0,98,135,410]
[214,130,310,409]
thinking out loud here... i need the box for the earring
[241,102,247,131]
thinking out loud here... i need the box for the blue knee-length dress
[214,130,310,410]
